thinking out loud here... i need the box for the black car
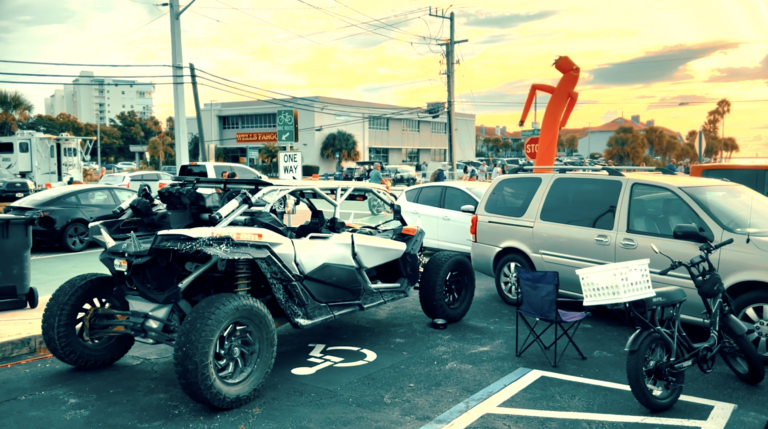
[3,185,136,252]
[0,168,33,201]
[382,165,418,186]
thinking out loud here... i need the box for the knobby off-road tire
[419,252,475,323]
[42,273,135,369]
[720,323,765,384]
[626,333,685,412]
[174,294,277,410]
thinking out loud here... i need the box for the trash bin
[0,214,38,311]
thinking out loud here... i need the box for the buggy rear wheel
[174,294,276,410]
[419,252,475,323]
[42,274,134,369]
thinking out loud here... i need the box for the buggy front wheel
[419,252,475,323]
[174,294,277,409]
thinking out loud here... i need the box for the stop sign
[524,137,539,160]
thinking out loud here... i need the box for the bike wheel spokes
[644,343,673,398]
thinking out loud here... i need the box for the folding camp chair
[514,265,589,367]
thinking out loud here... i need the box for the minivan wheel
[732,291,768,364]
[494,254,533,306]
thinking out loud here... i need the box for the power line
[332,0,429,39]
[215,0,323,46]
[0,71,178,79]
[0,59,172,68]
[0,80,184,86]
[275,7,429,43]
[296,1,433,45]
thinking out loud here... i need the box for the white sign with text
[278,151,302,180]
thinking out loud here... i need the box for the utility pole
[188,63,206,162]
[168,0,194,170]
[97,121,101,169]
[430,8,467,174]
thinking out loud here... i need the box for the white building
[44,71,155,125]
[186,96,476,174]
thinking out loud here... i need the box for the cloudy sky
[1,0,767,155]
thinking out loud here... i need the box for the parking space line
[422,368,736,429]
[420,367,532,429]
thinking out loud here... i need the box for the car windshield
[100,175,125,185]
[683,185,768,236]
[0,169,15,179]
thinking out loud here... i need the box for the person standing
[479,162,488,181]
[369,163,383,184]
[666,159,677,173]
[491,162,502,180]
[97,167,106,181]
[421,162,428,181]
[501,164,508,175]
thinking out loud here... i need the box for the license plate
[15,193,23,198]
[114,259,128,272]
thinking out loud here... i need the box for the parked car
[690,162,768,196]
[397,181,490,253]
[470,169,768,361]
[178,162,268,180]
[0,167,35,201]
[383,165,419,186]
[161,165,177,175]
[342,166,366,181]
[98,171,174,194]
[3,185,136,252]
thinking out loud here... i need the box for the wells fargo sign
[236,132,277,143]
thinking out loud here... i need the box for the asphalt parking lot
[1,267,766,429]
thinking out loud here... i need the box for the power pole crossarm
[177,0,196,18]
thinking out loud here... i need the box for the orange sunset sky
[1,0,767,155]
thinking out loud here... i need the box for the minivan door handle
[620,238,638,249]
[594,235,611,245]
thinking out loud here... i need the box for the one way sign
[278,151,302,180]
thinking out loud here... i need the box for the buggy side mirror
[393,203,407,226]
[461,205,476,214]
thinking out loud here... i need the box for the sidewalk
[0,295,50,362]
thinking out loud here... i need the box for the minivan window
[0,142,13,154]
[540,178,622,230]
[702,169,766,195]
[444,187,477,212]
[484,177,542,218]
[628,184,710,237]
[416,186,442,208]
[404,188,420,202]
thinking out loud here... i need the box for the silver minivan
[471,170,768,360]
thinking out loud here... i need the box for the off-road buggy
[41,177,476,409]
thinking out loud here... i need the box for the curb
[0,334,48,361]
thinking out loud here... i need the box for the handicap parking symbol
[291,343,378,376]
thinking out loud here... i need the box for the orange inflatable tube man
[518,56,580,172]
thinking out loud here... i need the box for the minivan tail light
[470,215,478,242]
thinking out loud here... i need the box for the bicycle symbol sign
[277,109,297,143]
[291,343,377,376]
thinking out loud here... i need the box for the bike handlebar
[712,238,734,250]
[658,266,673,276]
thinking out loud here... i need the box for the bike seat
[645,286,687,308]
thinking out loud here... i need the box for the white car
[396,181,490,253]
[98,171,174,194]
[178,162,268,180]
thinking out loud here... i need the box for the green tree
[0,112,16,136]
[557,133,565,153]
[112,111,163,162]
[702,109,722,159]
[564,134,579,156]
[716,98,731,138]
[604,126,648,166]
[0,89,34,122]
[721,136,740,160]
[320,130,361,169]
[147,133,174,169]
[675,141,697,163]
[645,126,667,159]
[663,135,681,163]
[488,136,503,156]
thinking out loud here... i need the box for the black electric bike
[624,225,764,412]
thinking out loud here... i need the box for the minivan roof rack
[508,166,677,177]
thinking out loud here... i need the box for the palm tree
[320,130,361,169]
[0,90,34,122]
[604,126,648,166]
[147,133,174,169]
[564,134,579,156]
[715,98,731,159]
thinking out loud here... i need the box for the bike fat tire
[42,273,135,369]
[174,294,277,410]
[626,332,685,412]
[419,252,475,323]
[720,324,765,385]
